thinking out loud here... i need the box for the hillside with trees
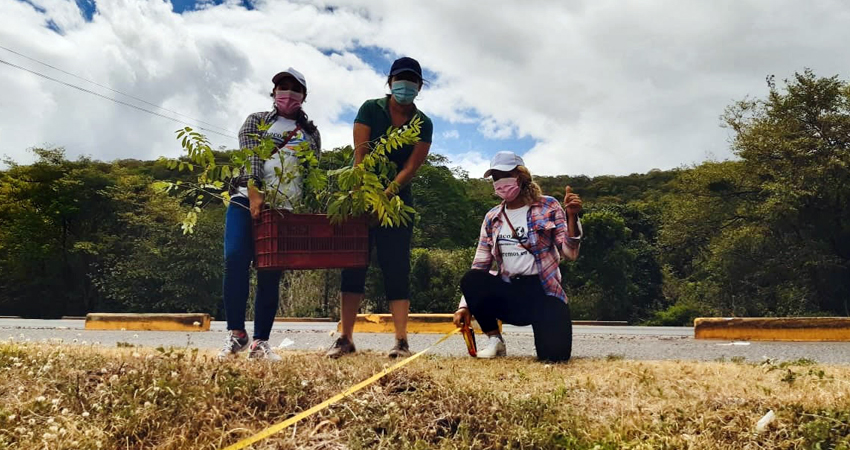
[2,71,847,324]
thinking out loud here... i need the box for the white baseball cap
[272,67,307,90]
[483,151,525,178]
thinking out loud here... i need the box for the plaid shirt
[460,196,582,306]
[230,110,322,194]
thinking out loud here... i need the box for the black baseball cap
[389,57,422,79]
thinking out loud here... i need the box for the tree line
[1,70,847,324]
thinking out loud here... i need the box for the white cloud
[2,0,850,177]
[446,151,490,180]
[441,129,459,140]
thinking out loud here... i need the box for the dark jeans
[222,197,281,340]
[460,270,573,362]
[340,222,413,301]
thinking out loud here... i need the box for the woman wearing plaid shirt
[218,68,321,361]
[453,151,582,362]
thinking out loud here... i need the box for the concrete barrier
[274,317,333,322]
[339,315,629,333]
[694,317,850,342]
[85,313,211,332]
[340,314,499,334]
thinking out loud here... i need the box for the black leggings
[460,270,572,362]
[340,223,413,301]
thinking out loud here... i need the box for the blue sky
[4,0,849,176]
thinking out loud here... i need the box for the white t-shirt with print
[234,117,306,210]
[497,205,538,276]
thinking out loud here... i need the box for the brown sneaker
[388,339,412,359]
[325,336,356,359]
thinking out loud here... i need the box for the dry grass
[0,342,849,450]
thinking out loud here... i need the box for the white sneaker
[248,340,282,361]
[478,335,506,359]
[217,331,250,359]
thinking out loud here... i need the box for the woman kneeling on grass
[453,151,582,362]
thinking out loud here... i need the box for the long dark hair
[295,109,318,135]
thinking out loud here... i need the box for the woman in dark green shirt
[328,57,434,359]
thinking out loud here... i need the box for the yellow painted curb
[340,314,500,334]
[275,317,333,323]
[694,317,850,342]
[85,313,211,332]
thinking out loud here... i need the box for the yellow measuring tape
[222,328,460,450]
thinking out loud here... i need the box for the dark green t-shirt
[354,96,433,202]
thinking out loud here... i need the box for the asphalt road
[2,319,849,364]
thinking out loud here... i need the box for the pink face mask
[274,90,304,116]
[493,177,521,202]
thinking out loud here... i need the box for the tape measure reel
[461,322,477,357]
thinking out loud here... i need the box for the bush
[644,302,705,326]
[360,247,474,314]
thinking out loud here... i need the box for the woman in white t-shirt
[453,152,583,362]
[218,68,321,361]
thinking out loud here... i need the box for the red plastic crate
[253,210,369,270]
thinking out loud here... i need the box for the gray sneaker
[248,340,282,361]
[325,336,356,359]
[388,339,411,359]
[217,331,250,359]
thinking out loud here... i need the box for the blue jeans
[222,196,281,340]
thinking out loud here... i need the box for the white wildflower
[35,396,46,402]
[81,411,90,418]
